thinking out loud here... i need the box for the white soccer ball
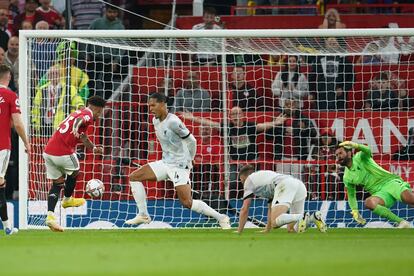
[86,179,105,198]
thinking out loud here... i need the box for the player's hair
[336,143,353,152]
[0,64,11,79]
[204,7,216,15]
[149,93,168,103]
[87,96,107,107]
[239,164,255,176]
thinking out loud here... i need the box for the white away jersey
[153,113,193,168]
[243,170,292,200]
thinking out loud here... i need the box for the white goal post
[18,28,414,229]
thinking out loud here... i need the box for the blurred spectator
[35,0,63,29]
[393,127,414,161]
[192,126,222,196]
[182,106,285,198]
[0,24,7,50]
[0,46,15,90]
[387,71,412,110]
[309,37,354,110]
[230,66,261,111]
[31,21,57,84]
[308,128,343,200]
[32,65,84,136]
[13,0,39,34]
[71,0,104,30]
[4,36,18,90]
[38,41,90,101]
[21,19,33,30]
[88,4,124,99]
[318,8,346,29]
[266,98,317,160]
[0,8,11,37]
[358,37,400,64]
[8,1,20,24]
[364,72,398,111]
[172,71,211,112]
[272,55,309,109]
[191,7,223,65]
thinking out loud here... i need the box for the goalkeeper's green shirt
[343,144,401,210]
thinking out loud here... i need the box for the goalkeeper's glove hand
[351,210,366,225]
[339,141,359,150]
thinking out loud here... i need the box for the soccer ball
[86,179,105,198]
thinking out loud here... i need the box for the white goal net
[19,29,414,229]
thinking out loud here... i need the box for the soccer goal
[18,28,414,229]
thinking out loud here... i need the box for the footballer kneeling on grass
[43,96,106,232]
[236,165,327,234]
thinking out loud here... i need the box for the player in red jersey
[44,95,106,232]
[0,65,30,235]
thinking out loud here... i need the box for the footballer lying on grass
[336,141,414,228]
[236,165,326,234]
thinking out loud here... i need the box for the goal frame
[18,28,414,229]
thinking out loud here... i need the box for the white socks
[2,220,10,229]
[274,214,302,228]
[130,181,148,216]
[191,200,223,221]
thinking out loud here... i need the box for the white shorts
[43,152,80,180]
[272,177,307,214]
[148,160,191,187]
[0,150,11,178]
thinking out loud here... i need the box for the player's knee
[364,198,377,210]
[181,199,192,209]
[129,171,143,182]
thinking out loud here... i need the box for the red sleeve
[9,92,20,114]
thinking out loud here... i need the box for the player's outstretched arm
[11,113,30,154]
[237,197,252,234]
[261,203,272,233]
[345,185,366,225]
[80,133,103,154]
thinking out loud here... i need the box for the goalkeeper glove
[339,141,359,150]
[351,210,366,225]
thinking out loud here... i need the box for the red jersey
[0,87,20,150]
[36,7,62,28]
[44,108,94,156]
[195,138,222,164]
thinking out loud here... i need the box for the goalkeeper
[336,141,414,228]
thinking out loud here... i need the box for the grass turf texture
[1,229,412,276]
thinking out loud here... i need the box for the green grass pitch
[1,228,413,275]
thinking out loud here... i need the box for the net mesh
[22,30,414,229]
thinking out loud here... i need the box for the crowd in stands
[2,1,414,201]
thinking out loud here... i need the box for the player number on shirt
[58,115,75,134]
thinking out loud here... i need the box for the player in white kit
[125,93,231,229]
[236,165,327,234]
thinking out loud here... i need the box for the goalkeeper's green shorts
[373,179,411,208]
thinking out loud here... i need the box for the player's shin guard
[372,205,404,224]
[48,184,63,212]
[64,174,77,198]
[130,181,148,216]
[191,200,222,221]
[274,214,303,228]
[0,186,8,222]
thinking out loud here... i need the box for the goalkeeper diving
[336,141,414,228]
